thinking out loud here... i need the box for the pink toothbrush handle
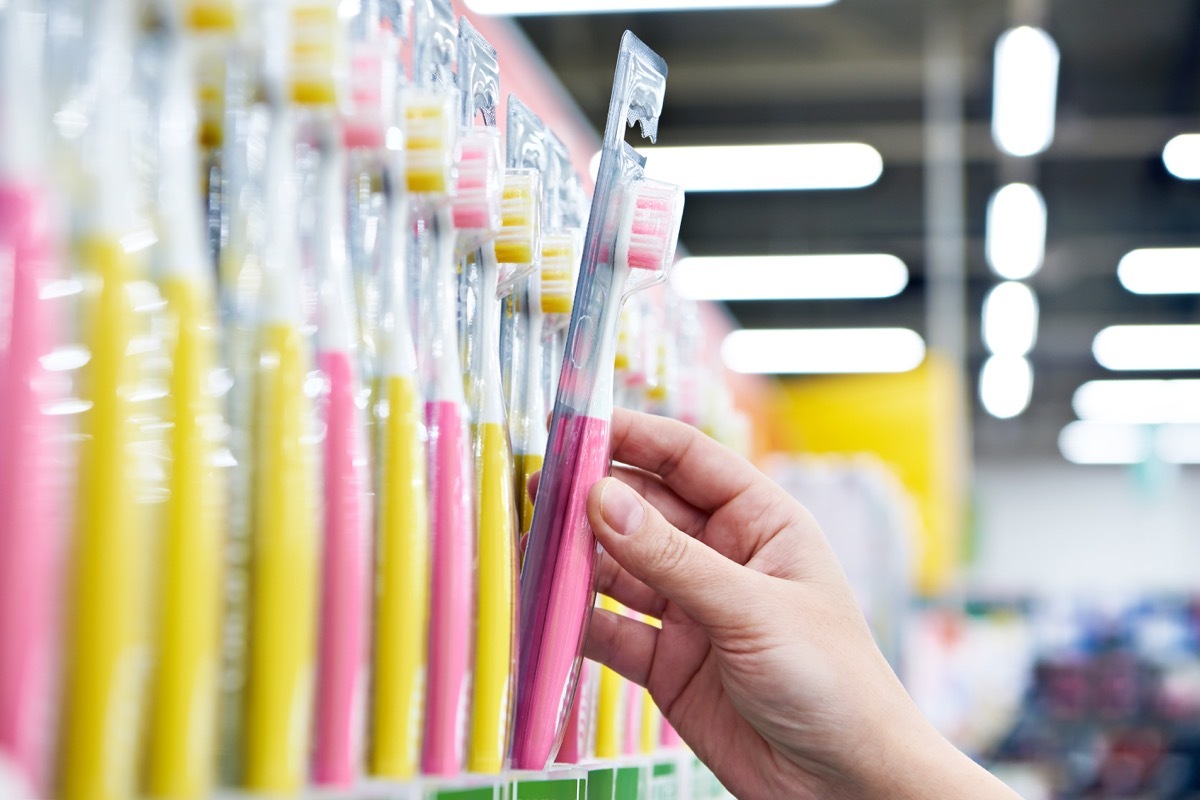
[511,414,611,770]
[0,183,64,796]
[422,399,474,775]
[314,351,371,785]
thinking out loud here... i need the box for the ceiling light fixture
[985,183,1047,280]
[721,328,925,374]
[992,26,1060,157]
[1117,247,1200,294]
[1058,421,1200,465]
[979,354,1033,419]
[670,254,908,301]
[1092,325,1200,371]
[1162,133,1200,180]
[589,142,883,192]
[466,0,838,15]
[982,281,1038,356]
[1072,379,1200,425]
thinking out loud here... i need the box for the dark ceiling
[512,0,1200,461]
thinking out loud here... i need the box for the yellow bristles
[186,0,239,32]
[493,169,540,265]
[289,2,341,107]
[403,90,454,195]
[539,232,578,316]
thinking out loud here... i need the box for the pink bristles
[617,178,684,272]
[452,128,502,234]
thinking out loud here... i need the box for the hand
[581,409,1018,800]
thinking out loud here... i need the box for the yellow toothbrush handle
[244,321,319,793]
[369,375,430,779]
[144,277,224,798]
[639,614,663,754]
[468,421,518,774]
[593,595,625,760]
[59,238,154,800]
[513,452,542,545]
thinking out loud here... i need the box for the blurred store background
[491,0,1200,796]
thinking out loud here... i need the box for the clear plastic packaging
[142,32,226,799]
[454,17,521,776]
[409,0,474,777]
[0,3,68,795]
[510,31,684,771]
[312,133,373,788]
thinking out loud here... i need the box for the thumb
[588,477,747,630]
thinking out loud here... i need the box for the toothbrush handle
[422,399,474,776]
[144,276,224,798]
[468,421,518,774]
[245,322,319,794]
[0,184,63,797]
[314,350,371,786]
[369,374,429,780]
[511,413,611,770]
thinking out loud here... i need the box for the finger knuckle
[647,528,690,575]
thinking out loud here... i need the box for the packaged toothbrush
[452,18,522,777]
[312,134,374,788]
[407,0,475,776]
[501,96,556,544]
[0,3,68,796]
[368,156,430,782]
[56,7,171,800]
[510,32,683,771]
[241,105,321,794]
[142,31,227,800]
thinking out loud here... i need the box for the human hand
[580,409,1018,800]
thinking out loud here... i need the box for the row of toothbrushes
[0,0,695,795]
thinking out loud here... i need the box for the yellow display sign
[770,354,968,596]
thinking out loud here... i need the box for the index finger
[609,408,759,513]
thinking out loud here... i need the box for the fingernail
[600,480,644,536]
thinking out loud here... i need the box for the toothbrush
[368,160,430,782]
[142,33,226,800]
[511,32,683,771]
[57,3,165,798]
[242,106,321,794]
[420,204,475,777]
[0,2,67,795]
[512,232,576,545]
[312,136,373,788]
[407,0,474,775]
[465,167,539,775]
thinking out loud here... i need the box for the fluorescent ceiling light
[721,328,925,374]
[979,354,1033,419]
[466,0,837,15]
[1058,421,1200,465]
[1117,248,1200,294]
[670,254,908,301]
[589,143,883,192]
[1059,421,1151,465]
[985,183,1046,280]
[1073,379,1200,425]
[982,281,1038,357]
[1092,325,1200,371]
[1162,133,1200,180]
[992,26,1060,157]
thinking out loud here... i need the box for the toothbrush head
[539,232,578,317]
[451,127,502,237]
[342,41,395,150]
[186,0,240,32]
[289,2,343,108]
[403,88,456,195]
[494,168,542,285]
[617,178,684,274]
